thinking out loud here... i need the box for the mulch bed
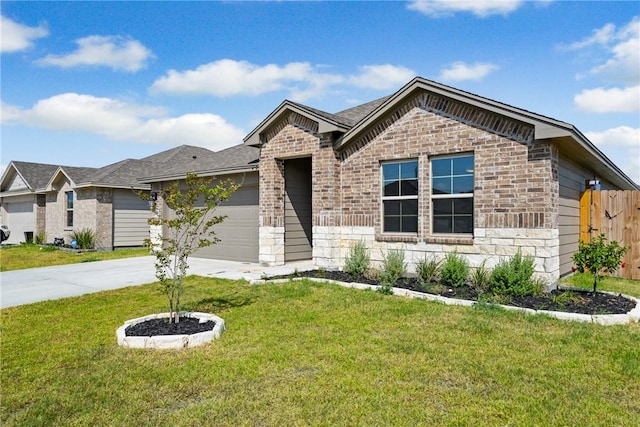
[125,317,216,337]
[274,270,636,315]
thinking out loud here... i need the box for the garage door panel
[113,190,150,247]
[4,200,35,244]
[164,184,259,262]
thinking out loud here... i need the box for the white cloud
[152,59,418,101]
[586,126,640,147]
[2,94,245,150]
[36,35,154,72]
[439,61,499,81]
[1,101,23,124]
[586,126,640,184]
[151,59,342,101]
[1,15,48,53]
[574,86,640,113]
[407,0,523,18]
[566,17,639,86]
[349,64,416,90]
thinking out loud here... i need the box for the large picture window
[66,191,74,227]
[431,155,474,234]
[382,160,418,233]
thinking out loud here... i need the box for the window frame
[430,154,474,235]
[65,191,74,228]
[380,159,419,234]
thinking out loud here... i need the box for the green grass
[0,244,149,271]
[2,277,639,426]
[561,272,640,298]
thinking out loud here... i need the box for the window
[382,160,418,233]
[66,191,74,227]
[431,155,474,234]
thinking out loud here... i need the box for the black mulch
[273,270,637,315]
[125,317,216,337]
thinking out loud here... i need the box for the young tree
[145,173,239,323]
[572,234,627,293]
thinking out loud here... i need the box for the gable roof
[244,76,638,190]
[2,145,227,195]
[0,161,60,194]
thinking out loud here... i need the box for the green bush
[572,234,627,292]
[415,255,441,287]
[440,252,469,288]
[34,231,47,245]
[379,249,407,288]
[470,260,491,290]
[70,228,96,250]
[489,252,539,297]
[344,241,371,280]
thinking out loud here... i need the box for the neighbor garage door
[4,197,35,244]
[165,184,259,262]
[113,190,151,247]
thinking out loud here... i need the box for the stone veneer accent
[257,89,562,283]
[314,225,559,285]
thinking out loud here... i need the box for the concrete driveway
[0,256,313,309]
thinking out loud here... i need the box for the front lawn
[2,277,639,426]
[0,244,149,271]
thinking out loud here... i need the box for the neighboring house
[0,145,216,249]
[140,144,260,262]
[238,77,638,284]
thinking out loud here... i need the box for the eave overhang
[138,165,259,184]
[243,100,349,147]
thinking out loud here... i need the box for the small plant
[379,249,407,288]
[440,252,469,288]
[70,228,96,249]
[34,231,47,245]
[316,267,326,278]
[470,260,491,290]
[293,267,300,277]
[572,234,628,293]
[376,283,394,295]
[344,241,371,280]
[364,267,380,281]
[489,251,538,297]
[416,255,441,287]
[551,291,574,307]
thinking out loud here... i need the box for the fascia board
[0,163,33,192]
[138,166,259,184]
[43,167,72,191]
[244,101,347,146]
[336,78,575,150]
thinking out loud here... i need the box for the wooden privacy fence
[579,190,640,280]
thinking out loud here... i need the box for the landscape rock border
[117,312,225,349]
[252,277,640,326]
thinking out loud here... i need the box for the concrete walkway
[0,256,314,309]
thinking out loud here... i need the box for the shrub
[440,252,469,288]
[489,252,538,297]
[344,241,371,280]
[34,231,47,245]
[470,260,491,290]
[572,234,627,292]
[379,249,407,287]
[70,228,96,249]
[415,255,441,287]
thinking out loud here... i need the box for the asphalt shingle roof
[9,161,61,190]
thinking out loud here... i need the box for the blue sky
[1,1,639,183]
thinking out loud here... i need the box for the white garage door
[113,190,151,248]
[164,184,259,262]
[4,199,35,244]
